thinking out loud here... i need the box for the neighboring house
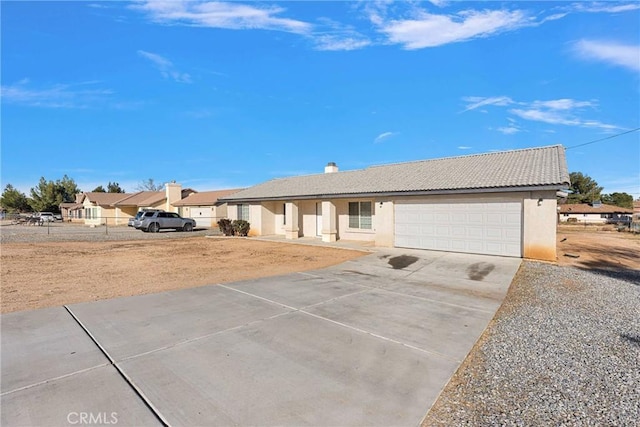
[67,183,196,226]
[111,183,195,221]
[80,192,132,226]
[173,188,243,228]
[60,197,84,221]
[219,145,570,261]
[559,202,633,224]
[634,201,640,219]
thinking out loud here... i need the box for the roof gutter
[218,184,570,204]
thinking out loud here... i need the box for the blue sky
[2,1,639,198]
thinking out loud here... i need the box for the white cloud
[510,108,619,131]
[496,126,520,135]
[374,131,396,143]
[137,50,192,83]
[377,9,533,49]
[462,94,621,132]
[461,96,514,112]
[569,2,640,14]
[531,98,597,110]
[314,35,371,51]
[132,0,311,34]
[573,39,640,72]
[457,146,472,150]
[0,80,112,108]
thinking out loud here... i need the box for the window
[348,201,372,230]
[237,204,249,221]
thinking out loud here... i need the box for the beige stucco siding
[522,190,558,261]
[335,199,376,242]
[228,191,558,262]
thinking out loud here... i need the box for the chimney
[324,162,338,174]
[165,182,182,212]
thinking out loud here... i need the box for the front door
[316,202,322,237]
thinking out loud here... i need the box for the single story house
[219,145,570,261]
[59,200,85,221]
[173,188,243,228]
[65,183,196,226]
[559,202,633,224]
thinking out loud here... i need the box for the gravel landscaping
[424,262,640,426]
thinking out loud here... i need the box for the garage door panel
[395,201,522,257]
[190,208,212,228]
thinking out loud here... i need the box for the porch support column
[321,200,337,242]
[284,201,299,239]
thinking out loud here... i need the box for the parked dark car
[138,211,196,232]
[129,209,163,227]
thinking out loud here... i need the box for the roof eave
[219,184,570,204]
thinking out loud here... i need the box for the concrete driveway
[1,248,520,426]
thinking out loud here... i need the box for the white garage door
[190,207,212,228]
[394,200,522,257]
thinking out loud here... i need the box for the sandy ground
[1,238,366,314]
[2,227,637,314]
[556,225,640,271]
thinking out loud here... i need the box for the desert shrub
[232,220,250,237]
[567,218,578,223]
[217,218,234,236]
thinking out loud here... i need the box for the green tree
[107,181,125,193]
[568,172,603,204]
[601,192,633,209]
[28,176,81,212]
[59,175,81,202]
[92,185,106,192]
[1,184,31,213]
[135,178,162,191]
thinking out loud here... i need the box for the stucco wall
[334,199,376,242]
[373,198,395,247]
[522,191,557,261]
[260,202,276,236]
[231,191,559,261]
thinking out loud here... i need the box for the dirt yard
[556,225,640,271]
[1,238,366,314]
[2,227,637,314]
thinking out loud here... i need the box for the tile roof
[173,189,244,206]
[83,192,131,205]
[112,191,165,207]
[221,145,570,202]
[559,203,633,214]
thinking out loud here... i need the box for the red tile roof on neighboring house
[558,203,633,214]
[173,189,244,206]
[634,201,640,213]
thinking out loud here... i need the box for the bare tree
[135,178,163,192]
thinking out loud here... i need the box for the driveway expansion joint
[0,364,111,397]
[220,282,460,363]
[63,306,169,426]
